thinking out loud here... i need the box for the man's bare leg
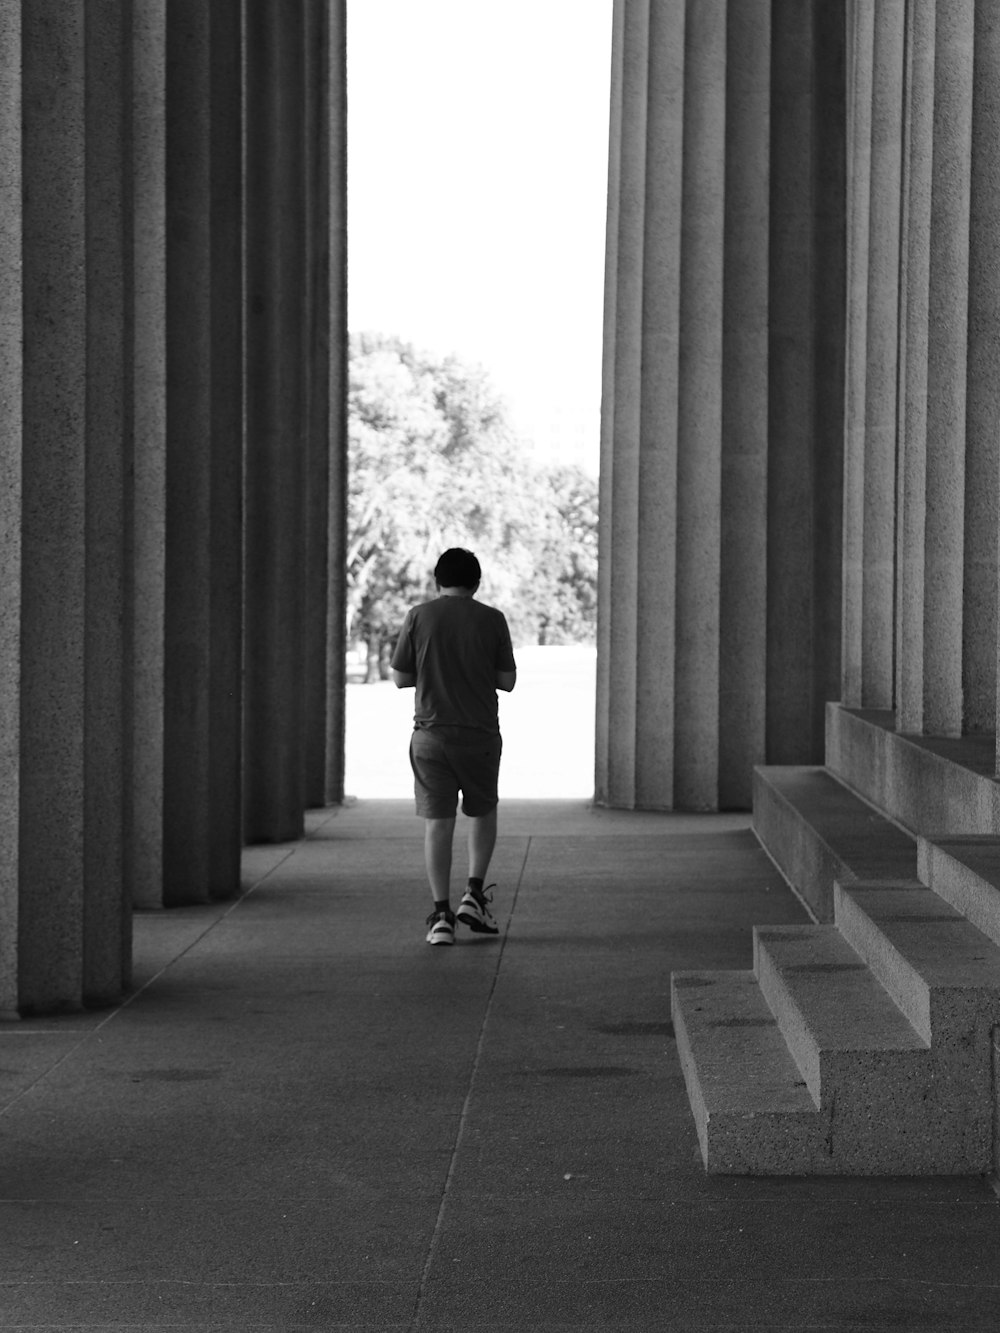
[424,817,456,904]
[468,806,498,881]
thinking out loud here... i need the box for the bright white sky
[346,0,613,475]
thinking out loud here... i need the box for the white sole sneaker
[456,887,499,935]
[426,913,456,945]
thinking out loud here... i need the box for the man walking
[390,548,517,945]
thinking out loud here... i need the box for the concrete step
[835,881,1000,1046]
[672,953,993,1174]
[752,924,927,1108]
[825,704,1000,836]
[919,837,1000,950]
[670,970,823,1175]
[752,765,917,923]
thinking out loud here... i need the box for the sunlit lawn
[344,644,597,800]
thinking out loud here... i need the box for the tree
[347,333,598,678]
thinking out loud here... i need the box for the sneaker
[425,909,456,946]
[456,884,499,935]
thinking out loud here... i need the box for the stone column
[841,0,874,711]
[861,1,904,710]
[964,0,1000,737]
[84,0,133,1001]
[718,0,770,810]
[325,0,349,807]
[243,0,309,842]
[17,4,91,1010]
[162,0,215,902]
[595,0,649,810]
[302,0,331,811]
[0,2,132,1013]
[0,2,24,1014]
[596,0,846,811]
[206,0,245,891]
[160,0,243,905]
[595,0,624,807]
[766,0,845,765]
[923,0,974,737]
[131,0,167,910]
[673,0,727,812]
[895,0,935,735]
[634,0,684,811]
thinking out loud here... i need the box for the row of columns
[843,0,1000,751]
[0,2,347,1015]
[596,0,846,811]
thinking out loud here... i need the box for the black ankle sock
[434,898,451,915]
[467,878,484,897]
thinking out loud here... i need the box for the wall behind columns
[596,0,846,811]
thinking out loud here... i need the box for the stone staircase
[672,704,1000,1175]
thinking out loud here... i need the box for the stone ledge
[826,704,1000,836]
[752,765,917,922]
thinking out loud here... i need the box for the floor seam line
[409,834,532,1331]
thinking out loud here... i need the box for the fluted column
[964,0,1000,737]
[0,3,24,1014]
[673,0,727,812]
[923,0,974,737]
[596,0,649,810]
[895,0,935,735]
[634,0,684,810]
[325,0,349,806]
[718,0,771,809]
[596,0,846,811]
[130,1,244,908]
[131,0,167,910]
[861,1,904,709]
[206,0,245,890]
[842,0,873,710]
[0,2,133,1013]
[243,0,308,842]
[302,0,331,810]
[83,0,133,1001]
[765,0,846,765]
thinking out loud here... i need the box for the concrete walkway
[2,799,999,1330]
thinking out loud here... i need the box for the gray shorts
[409,727,502,819]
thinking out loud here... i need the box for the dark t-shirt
[391,596,517,736]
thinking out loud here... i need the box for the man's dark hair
[434,547,481,590]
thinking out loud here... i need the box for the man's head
[434,547,481,592]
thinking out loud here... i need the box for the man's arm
[496,669,516,693]
[391,669,416,689]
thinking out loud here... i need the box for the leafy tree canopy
[348,333,597,679]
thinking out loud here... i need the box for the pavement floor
[2,798,1000,1330]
